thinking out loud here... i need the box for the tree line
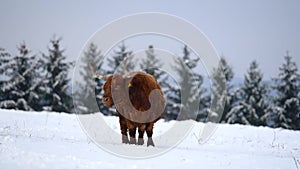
[0,38,73,113]
[1,37,299,130]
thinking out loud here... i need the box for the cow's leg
[146,122,155,147]
[127,120,137,144]
[119,114,129,144]
[137,124,146,145]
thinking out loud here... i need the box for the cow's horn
[93,74,108,80]
[88,63,108,80]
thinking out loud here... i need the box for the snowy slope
[0,109,299,169]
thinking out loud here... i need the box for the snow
[0,109,300,169]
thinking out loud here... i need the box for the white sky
[1,0,300,79]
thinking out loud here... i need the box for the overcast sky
[1,0,299,79]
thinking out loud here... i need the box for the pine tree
[107,43,134,75]
[164,78,181,120]
[211,57,236,123]
[182,45,209,122]
[139,45,165,81]
[40,37,73,113]
[165,45,209,121]
[0,44,42,110]
[271,52,300,129]
[74,43,108,114]
[0,47,10,75]
[226,61,268,126]
[0,47,14,109]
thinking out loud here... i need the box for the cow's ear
[123,75,133,88]
[128,82,132,88]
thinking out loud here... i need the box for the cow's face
[102,75,126,107]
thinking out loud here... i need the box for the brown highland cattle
[90,65,166,146]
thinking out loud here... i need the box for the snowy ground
[0,109,300,169]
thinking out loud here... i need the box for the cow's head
[89,64,132,107]
[102,76,114,107]
[102,75,130,107]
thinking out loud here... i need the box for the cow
[89,64,166,146]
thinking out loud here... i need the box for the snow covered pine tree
[0,44,42,110]
[139,45,166,83]
[165,45,210,121]
[40,38,73,113]
[0,47,14,109]
[107,43,135,75]
[211,57,236,123]
[226,61,268,126]
[75,43,108,114]
[271,52,300,130]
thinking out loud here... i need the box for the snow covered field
[0,109,300,169]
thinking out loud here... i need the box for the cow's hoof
[137,138,144,145]
[129,137,136,144]
[122,135,129,144]
[147,138,155,147]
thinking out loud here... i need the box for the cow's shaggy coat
[102,72,166,146]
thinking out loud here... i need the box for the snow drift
[0,109,299,169]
